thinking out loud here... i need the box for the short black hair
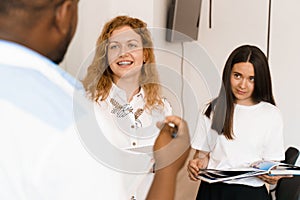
[0,0,59,28]
[0,0,53,14]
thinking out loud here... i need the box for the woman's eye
[234,73,241,79]
[249,77,255,82]
[128,43,138,49]
[108,44,119,50]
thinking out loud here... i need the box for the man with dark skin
[0,1,190,199]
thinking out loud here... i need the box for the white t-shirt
[192,102,285,187]
[93,83,172,199]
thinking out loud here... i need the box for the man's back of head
[0,0,79,64]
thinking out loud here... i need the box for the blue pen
[167,122,178,138]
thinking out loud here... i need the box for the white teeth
[118,61,132,65]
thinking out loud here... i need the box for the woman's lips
[117,60,133,67]
[236,89,246,95]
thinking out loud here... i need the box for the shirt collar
[109,83,145,102]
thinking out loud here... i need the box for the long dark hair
[205,45,276,139]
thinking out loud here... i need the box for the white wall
[196,0,269,72]
[62,0,300,165]
[269,0,300,165]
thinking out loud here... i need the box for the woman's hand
[257,174,293,185]
[187,150,209,181]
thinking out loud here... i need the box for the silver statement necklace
[110,98,144,120]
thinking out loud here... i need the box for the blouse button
[132,142,136,146]
[131,125,135,129]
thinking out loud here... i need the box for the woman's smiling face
[107,25,144,83]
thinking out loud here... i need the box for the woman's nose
[239,79,247,89]
[119,45,129,57]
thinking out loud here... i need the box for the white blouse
[94,84,172,150]
[93,83,172,199]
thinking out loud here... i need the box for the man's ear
[54,0,74,35]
